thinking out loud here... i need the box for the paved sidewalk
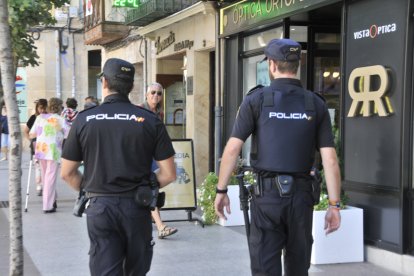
[0,153,407,275]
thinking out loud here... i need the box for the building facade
[22,0,414,273]
[218,0,414,273]
[25,2,102,117]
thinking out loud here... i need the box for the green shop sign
[220,0,338,36]
[113,0,140,8]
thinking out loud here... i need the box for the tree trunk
[0,0,24,275]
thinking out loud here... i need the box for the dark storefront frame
[342,0,413,254]
[220,0,414,256]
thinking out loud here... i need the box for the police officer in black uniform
[215,39,341,276]
[61,58,176,276]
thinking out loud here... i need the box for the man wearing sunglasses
[139,82,179,239]
[141,83,165,120]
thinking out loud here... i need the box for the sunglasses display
[151,91,163,96]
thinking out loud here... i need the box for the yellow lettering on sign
[347,65,392,117]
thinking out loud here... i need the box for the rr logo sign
[347,65,392,117]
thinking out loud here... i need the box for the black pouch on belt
[135,185,153,208]
[275,175,294,197]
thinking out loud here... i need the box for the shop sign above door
[155,31,175,54]
[220,0,339,36]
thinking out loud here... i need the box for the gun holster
[311,169,322,205]
[134,173,164,210]
[73,190,89,217]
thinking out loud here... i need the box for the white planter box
[218,185,246,226]
[311,206,364,264]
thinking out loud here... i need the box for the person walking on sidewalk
[30,98,69,213]
[61,97,79,127]
[214,38,342,276]
[61,97,79,148]
[24,98,48,195]
[83,95,99,110]
[61,58,176,276]
[0,105,9,161]
[139,82,178,239]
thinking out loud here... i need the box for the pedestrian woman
[0,105,9,161]
[24,99,48,195]
[30,98,69,213]
[139,82,178,239]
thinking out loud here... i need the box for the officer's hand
[214,193,231,220]
[324,208,341,235]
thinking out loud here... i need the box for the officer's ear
[102,76,109,89]
[268,59,277,74]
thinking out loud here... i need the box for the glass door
[310,28,341,129]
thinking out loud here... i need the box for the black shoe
[53,201,57,209]
[44,208,56,214]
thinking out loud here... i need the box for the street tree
[0,0,67,274]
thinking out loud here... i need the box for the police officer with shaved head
[214,39,342,275]
[61,58,176,276]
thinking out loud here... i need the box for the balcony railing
[83,0,129,45]
[126,0,200,26]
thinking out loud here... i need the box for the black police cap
[263,38,301,62]
[98,58,135,82]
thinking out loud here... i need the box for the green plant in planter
[198,161,256,225]
[198,172,218,225]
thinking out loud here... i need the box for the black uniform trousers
[85,196,153,276]
[249,177,314,276]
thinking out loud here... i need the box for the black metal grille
[126,0,199,26]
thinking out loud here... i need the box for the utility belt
[260,176,312,192]
[73,173,165,217]
[86,187,165,210]
[252,172,321,205]
[86,190,137,198]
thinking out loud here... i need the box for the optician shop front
[217,0,414,260]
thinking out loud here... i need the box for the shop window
[88,50,101,101]
[313,56,340,127]
[315,33,340,51]
[243,27,284,51]
[313,56,340,95]
[290,26,308,42]
[164,81,186,139]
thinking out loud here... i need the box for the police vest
[250,86,317,173]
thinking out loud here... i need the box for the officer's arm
[214,137,244,220]
[217,137,244,190]
[320,147,341,234]
[156,156,176,188]
[61,158,82,192]
[320,147,341,202]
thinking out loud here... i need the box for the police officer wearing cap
[214,39,341,276]
[61,58,176,276]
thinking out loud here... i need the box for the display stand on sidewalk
[159,139,204,227]
[162,209,204,228]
